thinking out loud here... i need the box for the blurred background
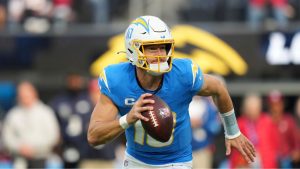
[0,0,300,168]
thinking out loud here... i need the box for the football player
[88,15,256,169]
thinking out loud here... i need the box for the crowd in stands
[188,90,300,169]
[0,73,124,168]
[0,0,299,33]
[229,91,300,168]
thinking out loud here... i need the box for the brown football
[141,95,173,142]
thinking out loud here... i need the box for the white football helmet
[124,16,175,75]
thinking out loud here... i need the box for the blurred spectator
[295,97,300,128]
[0,0,7,28]
[247,0,292,29]
[49,73,86,168]
[52,0,73,30]
[189,96,221,168]
[292,96,300,168]
[2,81,60,168]
[50,75,120,168]
[7,0,52,33]
[88,0,109,24]
[267,90,300,168]
[229,93,278,168]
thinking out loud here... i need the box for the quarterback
[88,16,255,168]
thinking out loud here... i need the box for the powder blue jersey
[98,58,204,165]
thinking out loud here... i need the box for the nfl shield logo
[159,108,170,118]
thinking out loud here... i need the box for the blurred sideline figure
[189,95,221,168]
[0,0,6,28]
[247,0,291,29]
[2,81,60,168]
[49,73,87,168]
[7,0,52,33]
[295,97,300,128]
[267,90,300,168]
[293,97,300,168]
[88,0,109,23]
[229,93,278,168]
[52,0,74,30]
[50,74,119,168]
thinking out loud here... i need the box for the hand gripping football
[141,95,173,142]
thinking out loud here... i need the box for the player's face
[143,44,167,64]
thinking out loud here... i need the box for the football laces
[149,111,159,127]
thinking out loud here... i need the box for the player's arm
[198,74,256,163]
[198,74,233,113]
[87,93,123,147]
[87,92,153,147]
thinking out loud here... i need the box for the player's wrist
[219,109,241,139]
[119,114,130,129]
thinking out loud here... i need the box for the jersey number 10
[134,112,176,147]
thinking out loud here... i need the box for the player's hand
[126,93,154,124]
[225,133,256,163]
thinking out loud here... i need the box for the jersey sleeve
[186,59,204,95]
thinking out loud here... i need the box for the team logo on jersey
[99,69,110,92]
[191,61,199,87]
[159,108,170,118]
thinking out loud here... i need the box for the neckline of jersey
[134,67,164,95]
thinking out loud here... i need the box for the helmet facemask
[131,39,174,75]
